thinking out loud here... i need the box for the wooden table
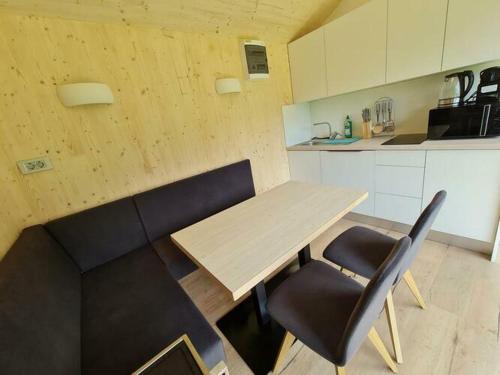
[172,181,367,326]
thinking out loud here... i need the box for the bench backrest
[134,159,256,241]
[46,198,149,273]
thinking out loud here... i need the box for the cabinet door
[387,0,448,83]
[324,0,387,96]
[422,150,500,243]
[288,151,322,184]
[321,151,375,216]
[443,0,500,71]
[288,28,328,103]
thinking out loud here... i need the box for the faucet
[312,122,340,140]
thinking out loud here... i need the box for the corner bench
[0,160,255,375]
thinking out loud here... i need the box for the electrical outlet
[17,157,53,175]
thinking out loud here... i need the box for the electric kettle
[438,70,474,107]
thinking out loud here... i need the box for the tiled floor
[179,219,500,375]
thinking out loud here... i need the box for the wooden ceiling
[0,0,341,42]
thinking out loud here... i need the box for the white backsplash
[309,60,500,138]
[282,103,312,146]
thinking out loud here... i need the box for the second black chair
[322,190,447,363]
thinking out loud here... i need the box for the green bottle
[344,115,353,138]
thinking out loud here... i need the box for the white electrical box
[241,40,269,80]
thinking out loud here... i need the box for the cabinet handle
[480,104,491,137]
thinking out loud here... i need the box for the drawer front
[375,166,425,198]
[376,151,426,167]
[375,193,422,225]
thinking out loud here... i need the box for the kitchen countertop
[287,136,500,151]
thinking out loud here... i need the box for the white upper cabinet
[288,28,328,103]
[324,0,388,96]
[287,0,500,102]
[443,0,500,71]
[386,0,448,83]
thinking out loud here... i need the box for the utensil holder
[372,123,386,137]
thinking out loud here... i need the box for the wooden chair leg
[403,270,427,309]
[273,331,295,374]
[368,327,399,373]
[335,366,346,375]
[385,290,403,364]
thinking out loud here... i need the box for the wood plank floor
[179,218,500,375]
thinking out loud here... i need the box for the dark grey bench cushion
[82,246,224,374]
[134,160,255,279]
[152,237,198,280]
[0,226,81,375]
[46,198,149,273]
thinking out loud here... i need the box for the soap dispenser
[344,116,353,139]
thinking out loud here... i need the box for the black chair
[268,236,412,375]
[322,190,447,363]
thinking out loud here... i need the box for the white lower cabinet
[374,150,425,225]
[422,150,500,243]
[375,166,425,198]
[375,150,426,167]
[288,151,322,184]
[289,149,500,244]
[375,193,422,225]
[320,151,375,216]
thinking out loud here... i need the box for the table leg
[298,245,311,267]
[251,281,271,327]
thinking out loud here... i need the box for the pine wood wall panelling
[0,0,342,43]
[322,0,372,25]
[0,13,292,259]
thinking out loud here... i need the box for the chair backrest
[336,236,411,365]
[396,190,447,283]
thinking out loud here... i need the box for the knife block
[362,121,372,139]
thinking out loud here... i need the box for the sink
[300,140,329,146]
[300,137,360,146]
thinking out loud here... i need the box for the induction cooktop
[382,134,428,145]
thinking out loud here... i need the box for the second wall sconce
[215,78,242,95]
[57,83,114,107]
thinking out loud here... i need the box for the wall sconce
[215,78,241,95]
[57,83,114,107]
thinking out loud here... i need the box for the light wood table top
[171,181,367,300]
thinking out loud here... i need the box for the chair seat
[268,260,364,365]
[323,226,398,279]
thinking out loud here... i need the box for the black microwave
[428,103,500,139]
